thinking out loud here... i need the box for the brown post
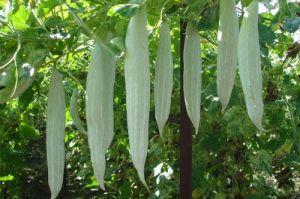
[179,20,193,199]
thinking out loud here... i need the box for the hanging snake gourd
[46,69,66,199]
[184,22,202,133]
[217,0,239,113]
[238,0,264,131]
[124,5,150,186]
[155,22,173,136]
[86,37,116,190]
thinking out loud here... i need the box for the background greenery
[0,0,299,198]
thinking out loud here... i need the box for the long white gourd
[70,89,87,135]
[184,22,202,133]
[124,5,150,186]
[46,69,66,199]
[217,0,239,113]
[238,0,264,131]
[154,22,173,136]
[86,38,116,190]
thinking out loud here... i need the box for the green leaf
[249,150,272,172]
[107,37,125,57]
[198,3,219,31]
[201,132,225,153]
[0,174,14,182]
[45,16,65,29]
[19,84,34,108]
[119,181,131,199]
[37,0,60,17]
[19,123,40,140]
[85,176,99,188]
[0,0,8,9]
[8,5,29,29]
[241,0,253,8]
[275,139,294,157]
[283,17,300,33]
[259,22,276,47]
[107,4,140,18]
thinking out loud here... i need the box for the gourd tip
[158,125,164,138]
[50,193,57,199]
[137,170,148,189]
[257,125,266,132]
[195,126,199,135]
[100,182,105,190]
[221,106,226,114]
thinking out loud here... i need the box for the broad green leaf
[107,4,140,18]
[259,22,276,47]
[283,17,300,33]
[8,5,29,29]
[37,0,60,17]
[19,123,40,140]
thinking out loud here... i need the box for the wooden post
[179,20,193,199]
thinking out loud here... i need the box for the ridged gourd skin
[217,0,239,113]
[124,5,150,186]
[184,22,202,133]
[86,39,116,190]
[70,89,87,135]
[154,22,173,137]
[238,0,264,131]
[46,69,66,199]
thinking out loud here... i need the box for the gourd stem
[179,20,193,199]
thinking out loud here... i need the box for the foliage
[0,0,299,198]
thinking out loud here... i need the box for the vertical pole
[180,20,193,199]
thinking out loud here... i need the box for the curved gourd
[217,0,239,113]
[70,89,87,135]
[86,38,116,190]
[238,0,264,131]
[154,22,173,136]
[184,22,202,133]
[124,5,150,186]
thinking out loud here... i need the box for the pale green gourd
[184,22,202,133]
[124,5,150,186]
[154,22,173,136]
[46,69,66,199]
[238,0,264,131]
[70,89,87,135]
[217,0,239,113]
[0,68,16,103]
[0,64,37,103]
[86,37,116,190]
[12,65,37,98]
